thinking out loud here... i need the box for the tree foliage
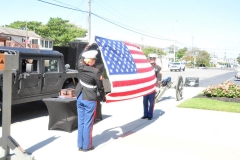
[195,50,210,67]
[5,21,42,31]
[182,54,194,62]
[177,47,187,59]
[237,55,240,64]
[5,18,87,46]
[142,47,166,58]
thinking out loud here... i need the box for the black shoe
[141,116,148,119]
[78,148,82,151]
[82,146,95,152]
[148,117,152,120]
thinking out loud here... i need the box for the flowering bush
[203,81,240,98]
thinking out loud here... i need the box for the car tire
[170,70,173,72]
[182,67,185,71]
[178,68,181,72]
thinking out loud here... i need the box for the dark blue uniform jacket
[74,58,105,101]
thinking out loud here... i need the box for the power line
[38,0,240,53]
[72,15,88,24]
[54,0,87,19]
[93,0,139,27]
[93,1,171,40]
[38,0,175,41]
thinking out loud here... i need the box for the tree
[5,18,87,46]
[195,50,210,67]
[182,54,194,62]
[5,21,42,31]
[177,47,187,60]
[37,18,87,46]
[142,47,166,58]
[237,55,240,63]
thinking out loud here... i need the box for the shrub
[203,81,240,98]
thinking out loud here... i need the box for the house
[0,26,53,50]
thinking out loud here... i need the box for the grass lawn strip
[178,98,240,113]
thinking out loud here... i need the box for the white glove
[100,101,106,105]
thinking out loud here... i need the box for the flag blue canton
[95,36,138,75]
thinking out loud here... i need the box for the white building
[0,26,53,50]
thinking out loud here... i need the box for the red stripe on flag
[134,59,149,63]
[129,50,144,55]
[109,83,156,97]
[137,67,155,73]
[124,42,140,49]
[112,74,156,87]
[106,87,156,103]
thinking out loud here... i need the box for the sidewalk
[2,87,240,160]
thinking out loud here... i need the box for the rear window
[173,63,180,65]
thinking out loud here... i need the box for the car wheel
[178,68,181,72]
[182,67,185,71]
[170,70,173,72]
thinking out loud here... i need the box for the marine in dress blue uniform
[142,54,162,120]
[74,50,105,152]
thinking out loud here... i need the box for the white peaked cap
[148,53,158,58]
[82,50,98,59]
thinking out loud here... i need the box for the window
[49,41,53,48]
[44,60,58,72]
[41,40,44,47]
[45,41,48,48]
[173,63,180,65]
[22,59,38,73]
[31,39,38,44]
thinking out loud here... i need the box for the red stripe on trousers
[88,101,97,149]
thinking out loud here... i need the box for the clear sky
[1,0,240,58]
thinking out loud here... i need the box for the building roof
[0,27,41,38]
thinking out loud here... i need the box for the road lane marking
[224,77,235,83]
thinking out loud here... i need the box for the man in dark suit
[74,50,105,152]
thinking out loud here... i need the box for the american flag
[95,36,156,103]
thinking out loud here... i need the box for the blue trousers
[77,93,96,150]
[143,91,156,118]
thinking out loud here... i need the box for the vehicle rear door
[41,58,62,94]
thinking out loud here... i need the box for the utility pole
[25,21,28,48]
[88,0,91,43]
[173,20,177,62]
[213,52,215,67]
[192,36,195,68]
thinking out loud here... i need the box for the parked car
[168,62,173,68]
[169,62,185,72]
[235,72,240,79]
[198,64,206,69]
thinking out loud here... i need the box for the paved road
[162,68,238,87]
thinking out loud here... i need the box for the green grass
[178,98,240,113]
